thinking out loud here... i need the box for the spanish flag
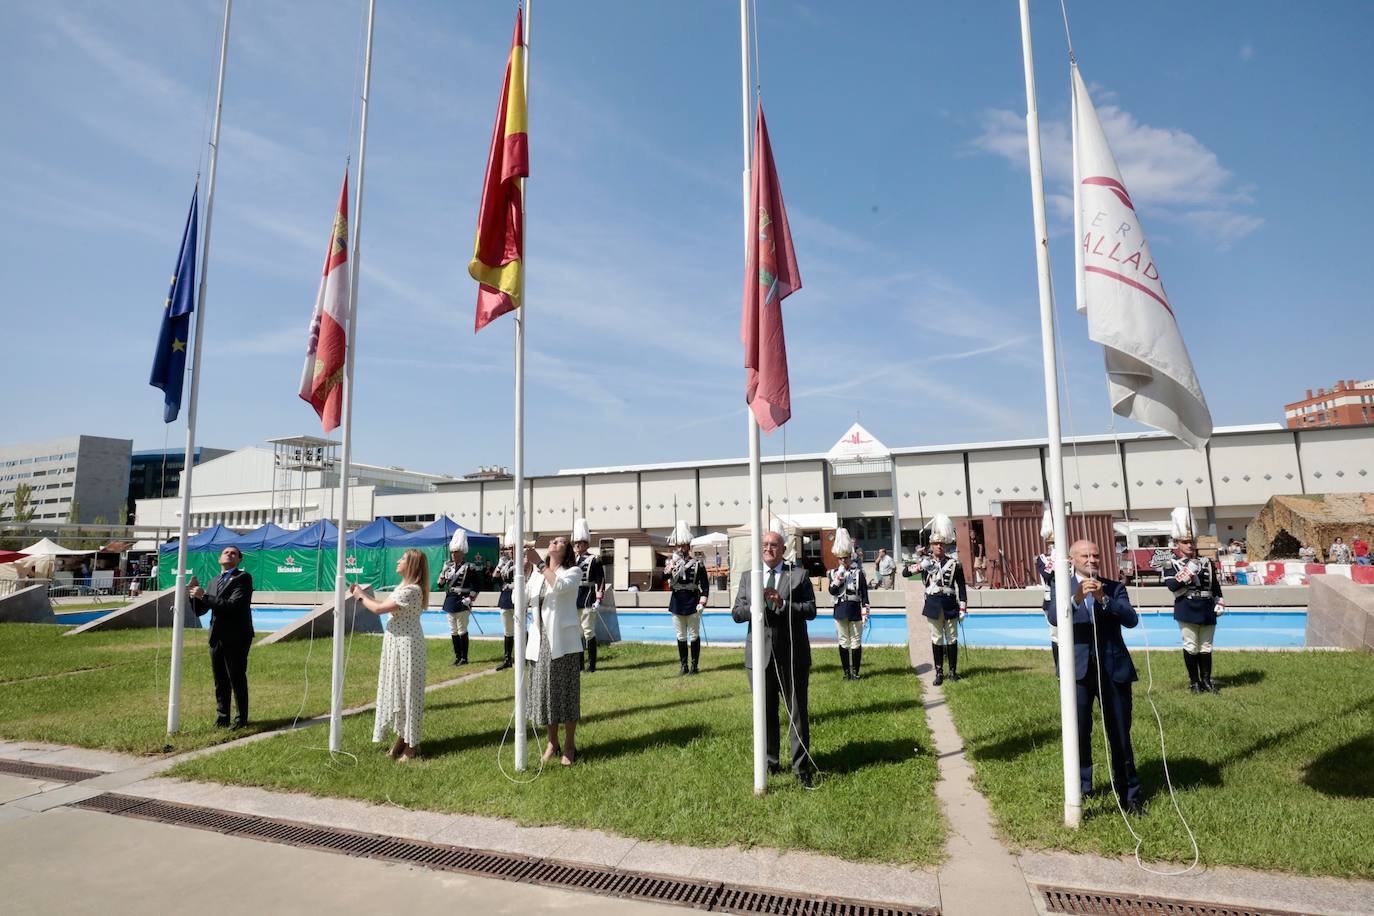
[469,9,528,332]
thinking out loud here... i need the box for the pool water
[50,608,1307,649]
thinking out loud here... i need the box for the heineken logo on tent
[345,554,363,574]
[276,555,304,574]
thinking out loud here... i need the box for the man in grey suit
[731,530,818,786]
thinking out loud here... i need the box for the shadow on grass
[597,656,683,673]
[1303,735,1374,799]
[812,698,921,725]
[1217,668,1265,688]
[1137,755,1224,799]
[814,737,920,772]
[427,694,512,714]
[969,727,1060,762]
[581,693,730,726]
[582,723,711,761]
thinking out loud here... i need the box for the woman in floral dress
[351,548,430,762]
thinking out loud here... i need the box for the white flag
[1072,65,1212,450]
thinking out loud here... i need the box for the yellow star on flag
[171,338,187,353]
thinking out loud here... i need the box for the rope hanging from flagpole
[1058,0,1077,64]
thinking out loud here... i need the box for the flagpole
[511,0,531,772]
[739,0,767,798]
[1018,0,1081,828]
[168,0,231,734]
[329,0,375,754]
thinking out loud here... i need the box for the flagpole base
[1064,802,1082,829]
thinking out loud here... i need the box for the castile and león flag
[298,172,351,432]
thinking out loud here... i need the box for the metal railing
[0,577,159,602]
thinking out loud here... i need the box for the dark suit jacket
[731,564,816,671]
[1044,573,1137,683]
[192,567,255,649]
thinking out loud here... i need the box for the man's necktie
[766,568,777,592]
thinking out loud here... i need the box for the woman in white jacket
[524,536,584,765]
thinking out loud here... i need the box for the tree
[12,484,35,523]
[67,499,81,524]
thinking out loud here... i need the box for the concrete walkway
[910,637,1041,915]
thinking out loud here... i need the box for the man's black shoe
[1188,682,1203,694]
[215,716,230,728]
[947,671,961,682]
[1123,800,1146,817]
[768,763,784,775]
[230,718,248,731]
[796,770,814,789]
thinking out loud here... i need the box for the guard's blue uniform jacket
[1163,555,1222,626]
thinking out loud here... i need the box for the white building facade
[0,435,132,523]
[133,424,1374,554]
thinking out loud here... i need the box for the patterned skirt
[529,630,580,727]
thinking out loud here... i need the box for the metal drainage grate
[1039,885,1304,916]
[70,794,936,915]
[0,757,104,784]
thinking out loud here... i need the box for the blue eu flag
[150,187,199,422]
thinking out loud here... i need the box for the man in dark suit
[731,530,817,786]
[1044,539,1143,815]
[188,545,255,728]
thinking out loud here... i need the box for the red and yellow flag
[469,10,528,332]
[299,171,350,431]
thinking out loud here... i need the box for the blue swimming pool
[50,608,1308,649]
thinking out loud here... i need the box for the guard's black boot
[458,633,470,665]
[451,634,463,665]
[587,637,598,673]
[1201,652,1220,693]
[496,636,514,671]
[689,638,701,674]
[677,640,690,676]
[947,643,960,682]
[932,644,946,686]
[851,646,863,680]
[839,646,851,680]
[1183,651,1202,693]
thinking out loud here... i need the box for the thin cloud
[970,86,1263,245]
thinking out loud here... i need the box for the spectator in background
[1228,539,1244,559]
[1298,542,1318,563]
[1329,537,1354,565]
[1354,535,1371,566]
[875,548,896,589]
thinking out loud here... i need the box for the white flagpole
[328,0,376,753]
[511,0,532,771]
[168,0,232,734]
[1018,0,1081,828]
[739,0,767,797]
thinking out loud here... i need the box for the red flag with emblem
[299,172,350,432]
[741,103,801,433]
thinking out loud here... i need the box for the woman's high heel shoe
[541,742,561,763]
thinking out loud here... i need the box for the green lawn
[942,648,1374,878]
[169,643,944,864]
[0,623,498,755]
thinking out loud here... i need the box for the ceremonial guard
[667,520,708,676]
[920,515,967,685]
[827,528,869,680]
[492,527,518,671]
[437,529,482,666]
[572,518,606,673]
[1163,507,1224,694]
[1035,509,1059,666]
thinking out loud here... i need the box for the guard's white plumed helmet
[1170,506,1195,541]
[928,514,956,545]
[769,516,786,538]
[670,520,693,546]
[832,527,853,558]
[449,529,469,554]
[1040,508,1054,541]
[572,517,591,543]
[503,525,517,548]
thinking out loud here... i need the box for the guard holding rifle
[1164,507,1224,694]
[438,529,482,666]
[921,515,967,685]
[667,520,708,676]
[572,518,605,673]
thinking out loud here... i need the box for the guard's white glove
[1174,566,1193,584]
[696,597,707,612]
[1215,598,1226,616]
[861,604,871,620]
[461,596,473,611]
[958,602,967,620]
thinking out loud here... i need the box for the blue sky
[4,1,1370,477]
